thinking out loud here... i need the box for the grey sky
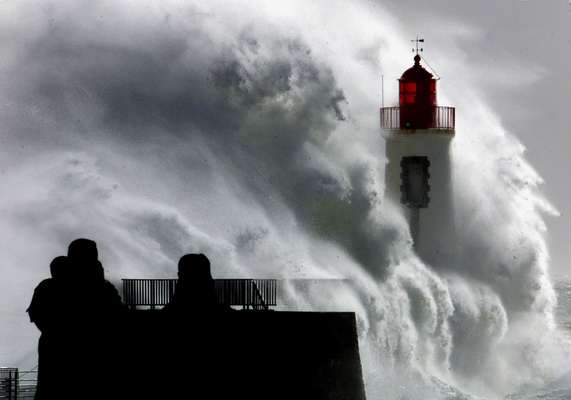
[380,0,571,274]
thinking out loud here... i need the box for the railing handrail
[380,105,455,131]
[122,278,277,310]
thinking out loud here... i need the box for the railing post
[169,280,175,304]
[6,370,11,400]
[150,280,156,310]
[14,370,18,400]
[242,280,247,310]
[6,369,18,400]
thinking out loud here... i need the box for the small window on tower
[400,156,430,208]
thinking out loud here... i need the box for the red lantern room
[380,47,454,132]
[400,55,436,107]
[399,54,436,129]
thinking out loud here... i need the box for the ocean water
[504,276,571,400]
[554,277,571,333]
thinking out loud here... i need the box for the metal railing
[380,106,455,131]
[122,279,278,310]
[0,369,36,400]
[0,368,17,400]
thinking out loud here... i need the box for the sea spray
[0,0,568,398]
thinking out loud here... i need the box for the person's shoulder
[102,280,122,301]
[34,278,55,292]
[102,280,119,291]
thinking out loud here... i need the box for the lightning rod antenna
[381,74,384,108]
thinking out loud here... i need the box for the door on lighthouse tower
[400,156,430,208]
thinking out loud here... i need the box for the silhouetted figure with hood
[64,238,123,398]
[27,256,70,331]
[66,238,122,317]
[27,256,71,399]
[162,254,233,399]
[28,239,123,399]
[163,253,221,313]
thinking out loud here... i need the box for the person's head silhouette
[68,238,98,262]
[166,253,221,310]
[178,253,212,284]
[49,256,69,280]
[67,238,102,281]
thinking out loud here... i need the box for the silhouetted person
[64,238,123,398]
[161,254,234,399]
[28,239,124,399]
[27,256,70,331]
[163,253,223,312]
[66,239,121,313]
[65,238,122,312]
[27,256,71,399]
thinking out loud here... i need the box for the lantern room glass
[399,82,417,105]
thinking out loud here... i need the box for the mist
[0,0,568,398]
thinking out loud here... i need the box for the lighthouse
[381,41,456,265]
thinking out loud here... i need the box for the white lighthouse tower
[381,42,456,265]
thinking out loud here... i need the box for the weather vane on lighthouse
[411,35,424,55]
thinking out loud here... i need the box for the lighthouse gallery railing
[380,106,455,130]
